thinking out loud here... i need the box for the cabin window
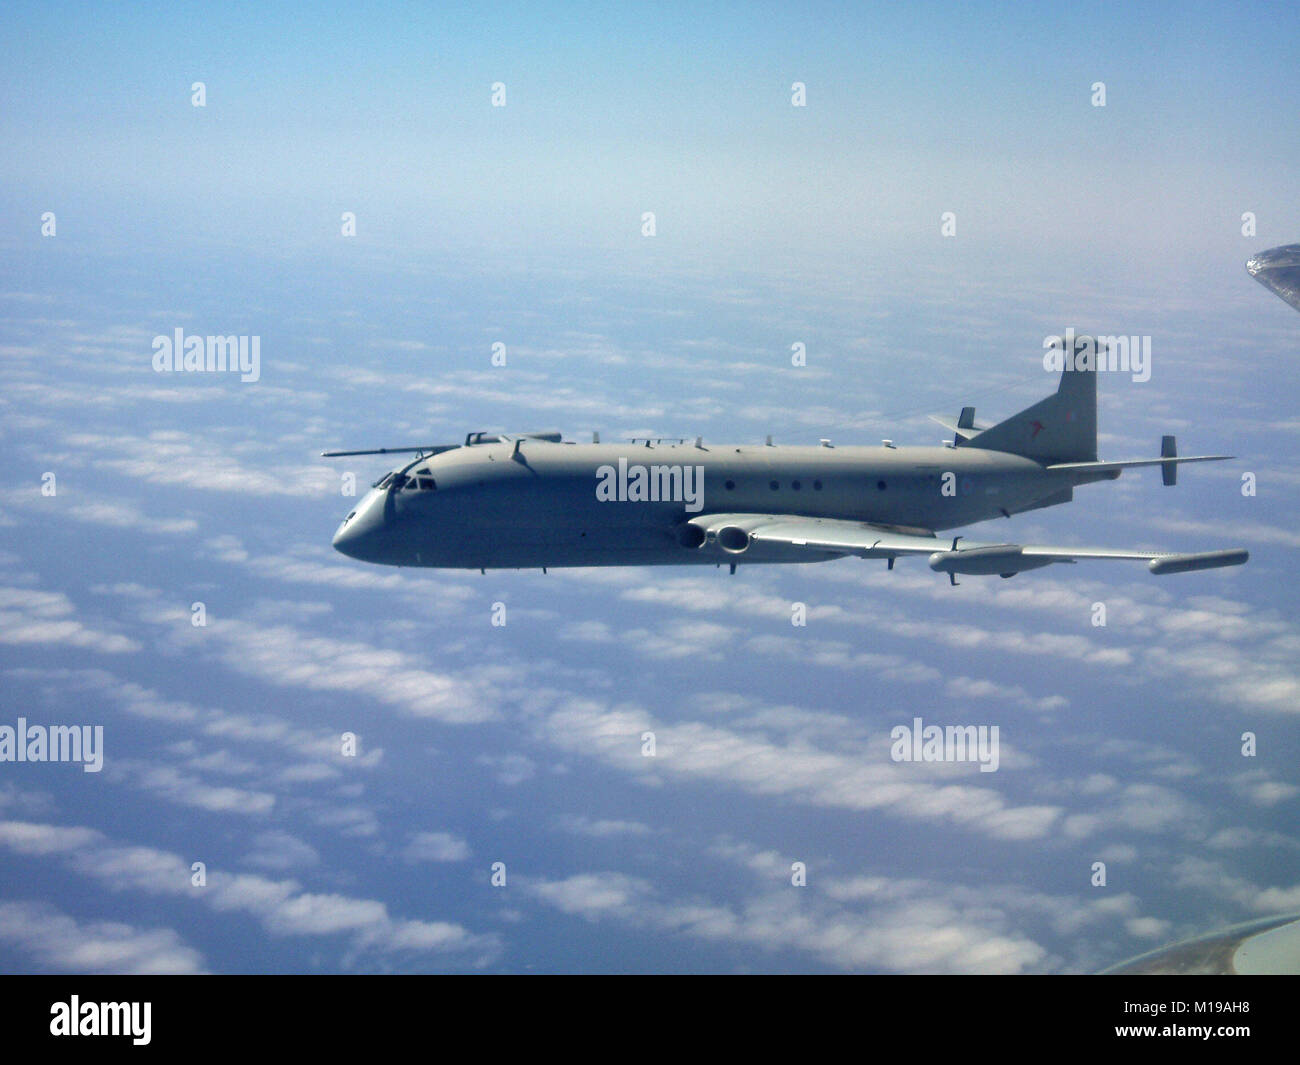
[877,480,887,491]
[769,480,779,490]
[792,480,801,490]
[724,480,735,490]
[814,480,823,490]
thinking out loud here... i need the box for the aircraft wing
[688,513,1249,579]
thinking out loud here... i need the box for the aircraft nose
[332,514,365,558]
[332,491,386,560]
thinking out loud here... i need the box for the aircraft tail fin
[964,337,1098,463]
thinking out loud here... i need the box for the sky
[0,2,1298,974]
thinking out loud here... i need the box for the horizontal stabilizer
[928,415,989,441]
[1047,455,1232,473]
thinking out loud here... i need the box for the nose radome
[332,491,385,560]
[332,514,363,557]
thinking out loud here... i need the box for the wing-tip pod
[1148,549,1249,575]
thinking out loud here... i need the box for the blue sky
[0,2,1297,973]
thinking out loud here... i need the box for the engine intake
[676,523,706,548]
[716,525,751,553]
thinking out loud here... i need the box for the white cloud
[241,831,322,872]
[157,614,498,725]
[64,430,334,498]
[525,870,1049,974]
[0,821,103,854]
[555,815,654,839]
[116,762,276,816]
[476,753,536,786]
[0,819,499,966]
[543,698,1062,840]
[3,489,197,535]
[0,585,138,653]
[0,900,207,975]
[403,831,472,863]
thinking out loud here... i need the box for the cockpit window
[376,470,435,491]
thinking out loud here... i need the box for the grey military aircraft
[324,334,1248,582]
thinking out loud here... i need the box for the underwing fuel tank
[927,547,1055,577]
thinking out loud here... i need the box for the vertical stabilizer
[965,338,1098,463]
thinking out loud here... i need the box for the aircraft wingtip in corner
[1247,242,1300,313]
[1102,912,1300,975]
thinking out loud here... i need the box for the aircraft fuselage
[331,440,1106,569]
